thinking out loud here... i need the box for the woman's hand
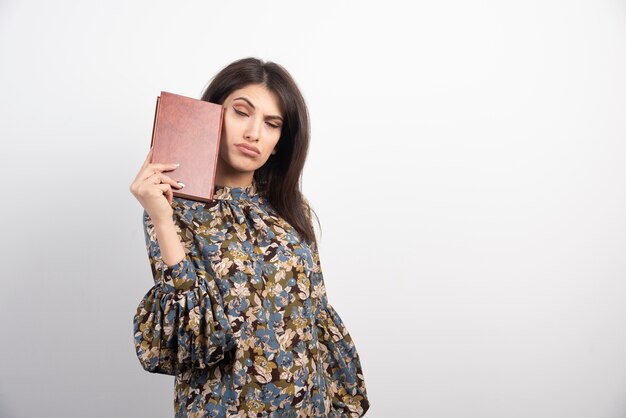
[129,147,184,223]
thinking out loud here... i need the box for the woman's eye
[234,108,280,129]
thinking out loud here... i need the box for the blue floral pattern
[133,180,369,417]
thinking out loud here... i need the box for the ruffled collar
[213,179,259,201]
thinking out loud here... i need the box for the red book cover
[149,91,223,203]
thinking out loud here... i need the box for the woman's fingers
[147,171,184,189]
[129,149,182,203]
[139,162,180,183]
[155,183,174,205]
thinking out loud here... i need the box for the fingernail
[177,182,185,188]
[172,163,180,167]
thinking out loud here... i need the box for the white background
[1,1,625,417]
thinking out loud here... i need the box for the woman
[130,57,370,417]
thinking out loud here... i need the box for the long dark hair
[199,57,320,247]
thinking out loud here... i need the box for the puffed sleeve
[132,204,237,376]
[302,196,370,416]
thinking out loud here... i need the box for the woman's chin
[224,157,260,173]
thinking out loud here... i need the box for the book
[149,91,224,203]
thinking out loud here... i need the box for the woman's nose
[244,118,262,140]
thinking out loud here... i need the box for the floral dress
[133,180,370,417]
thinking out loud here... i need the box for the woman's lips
[236,144,260,157]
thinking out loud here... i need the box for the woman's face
[217,83,284,184]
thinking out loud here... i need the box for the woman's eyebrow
[233,97,283,121]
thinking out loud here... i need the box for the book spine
[210,106,224,201]
[149,95,161,159]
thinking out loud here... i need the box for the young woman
[129,57,370,417]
